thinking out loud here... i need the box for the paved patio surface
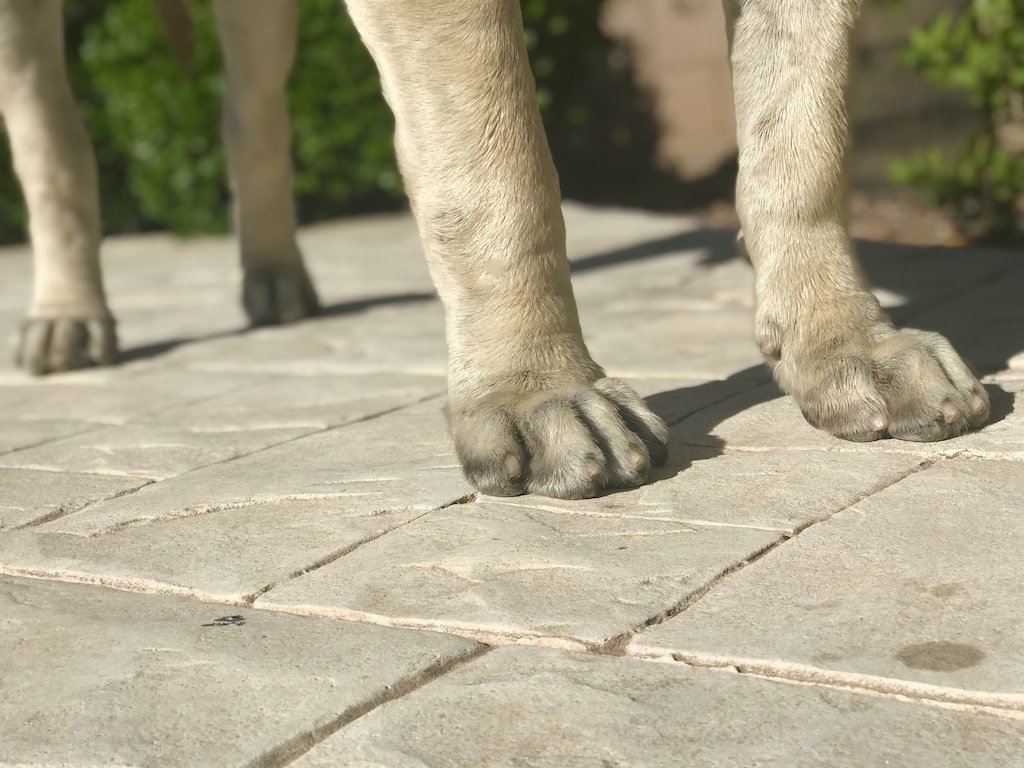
[1,203,1022,766]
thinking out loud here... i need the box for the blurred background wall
[602,0,975,190]
[1,0,1017,247]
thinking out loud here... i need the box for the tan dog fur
[0,0,989,498]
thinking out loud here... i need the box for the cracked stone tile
[0,499,422,603]
[0,424,313,480]
[0,419,96,455]
[495,447,925,534]
[631,458,1024,696]
[0,468,148,531]
[146,372,445,430]
[0,575,479,766]
[293,646,1024,768]
[256,501,781,646]
[38,401,470,536]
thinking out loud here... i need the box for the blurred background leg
[0,0,115,374]
[213,0,319,326]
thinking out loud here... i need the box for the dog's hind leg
[213,0,319,326]
[345,0,668,498]
[724,0,989,441]
[1,0,116,374]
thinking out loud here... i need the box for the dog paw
[447,377,669,499]
[15,316,118,376]
[242,264,320,326]
[775,327,989,442]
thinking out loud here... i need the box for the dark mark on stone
[930,582,964,599]
[896,641,985,672]
[202,615,246,627]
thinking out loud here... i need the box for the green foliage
[0,0,610,244]
[80,0,228,233]
[890,0,1024,239]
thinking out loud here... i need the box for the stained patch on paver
[631,458,1024,695]
[897,641,986,672]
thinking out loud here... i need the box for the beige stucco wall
[602,0,974,190]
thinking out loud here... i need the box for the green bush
[0,0,610,244]
[890,0,1024,240]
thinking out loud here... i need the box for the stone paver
[0,418,95,455]
[0,467,148,530]
[494,447,926,533]
[631,458,1024,701]
[293,646,1024,768]
[29,400,469,537]
[0,367,254,423]
[256,499,781,646]
[160,301,450,378]
[0,575,480,766]
[0,500,425,603]
[149,371,444,430]
[0,422,313,480]
[1,203,1022,764]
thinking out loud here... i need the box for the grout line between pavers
[480,498,791,534]
[0,422,108,460]
[241,644,491,768]
[79,495,398,538]
[128,378,268,424]
[249,600,593,653]
[241,509,436,605]
[243,492,478,604]
[627,648,1024,719]
[12,477,154,532]
[2,496,475,607]
[5,553,1023,722]
[25,392,447,533]
[678,442,1024,462]
[597,457,941,655]
[0,564,249,606]
[182,363,448,379]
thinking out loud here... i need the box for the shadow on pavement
[118,224,1021,465]
[119,290,436,364]
[621,230,1024,460]
[571,228,738,275]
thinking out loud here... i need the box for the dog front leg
[346,0,667,497]
[0,0,115,374]
[725,0,988,441]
